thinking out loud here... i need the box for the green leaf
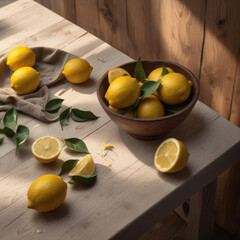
[71,108,99,122]
[69,174,97,186]
[134,57,146,83]
[15,125,29,154]
[140,80,161,98]
[0,129,4,144]
[3,107,17,130]
[59,107,71,130]
[118,99,140,115]
[64,138,89,153]
[45,98,64,113]
[59,159,79,176]
[164,98,191,115]
[4,127,15,138]
[160,66,169,78]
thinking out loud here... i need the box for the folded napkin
[0,47,77,122]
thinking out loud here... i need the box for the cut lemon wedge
[154,138,189,173]
[68,154,95,177]
[108,67,130,84]
[31,136,63,163]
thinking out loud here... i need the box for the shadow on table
[32,202,70,222]
[118,110,206,169]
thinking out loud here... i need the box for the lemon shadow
[32,202,70,222]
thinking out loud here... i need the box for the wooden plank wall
[33,0,240,236]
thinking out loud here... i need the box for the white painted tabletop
[0,1,240,240]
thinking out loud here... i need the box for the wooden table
[0,1,240,240]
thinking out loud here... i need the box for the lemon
[158,73,192,105]
[10,67,40,95]
[154,138,189,173]
[107,76,141,108]
[7,46,36,71]
[62,58,93,84]
[137,95,165,119]
[124,109,134,117]
[68,154,95,177]
[108,67,130,84]
[27,174,67,212]
[31,136,63,163]
[147,67,174,82]
[109,105,119,112]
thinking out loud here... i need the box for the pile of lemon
[7,46,92,95]
[7,46,40,95]
[105,67,192,118]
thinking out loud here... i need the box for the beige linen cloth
[0,47,77,122]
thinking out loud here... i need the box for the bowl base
[128,132,167,141]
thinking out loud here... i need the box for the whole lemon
[62,58,93,84]
[137,95,165,119]
[11,67,40,95]
[147,67,174,82]
[7,46,36,71]
[27,174,67,212]
[158,73,192,105]
[107,76,141,109]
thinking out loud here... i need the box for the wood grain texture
[198,0,240,235]
[139,212,186,240]
[34,0,76,23]
[184,179,217,240]
[75,0,100,37]
[230,53,240,126]
[199,0,240,120]
[215,161,240,237]
[75,0,205,78]
[1,1,240,239]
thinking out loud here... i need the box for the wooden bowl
[97,60,200,140]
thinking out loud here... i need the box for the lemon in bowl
[97,60,199,140]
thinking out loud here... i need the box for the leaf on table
[4,127,15,138]
[15,125,29,154]
[3,107,17,130]
[0,128,4,144]
[45,98,64,113]
[59,159,79,176]
[71,108,99,122]
[134,56,146,83]
[59,107,71,130]
[68,174,97,186]
[64,138,89,153]
[140,80,161,98]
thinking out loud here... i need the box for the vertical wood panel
[230,55,240,126]
[215,161,240,236]
[199,0,240,119]
[199,0,240,235]
[34,0,76,23]
[75,0,100,37]
[126,0,205,77]
[76,0,205,78]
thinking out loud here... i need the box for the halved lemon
[31,136,63,163]
[68,154,95,177]
[108,67,130,84]
[154,138,189,173]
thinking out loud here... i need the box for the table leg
[183,178,217,240]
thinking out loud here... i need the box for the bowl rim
[97,60,200,122]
